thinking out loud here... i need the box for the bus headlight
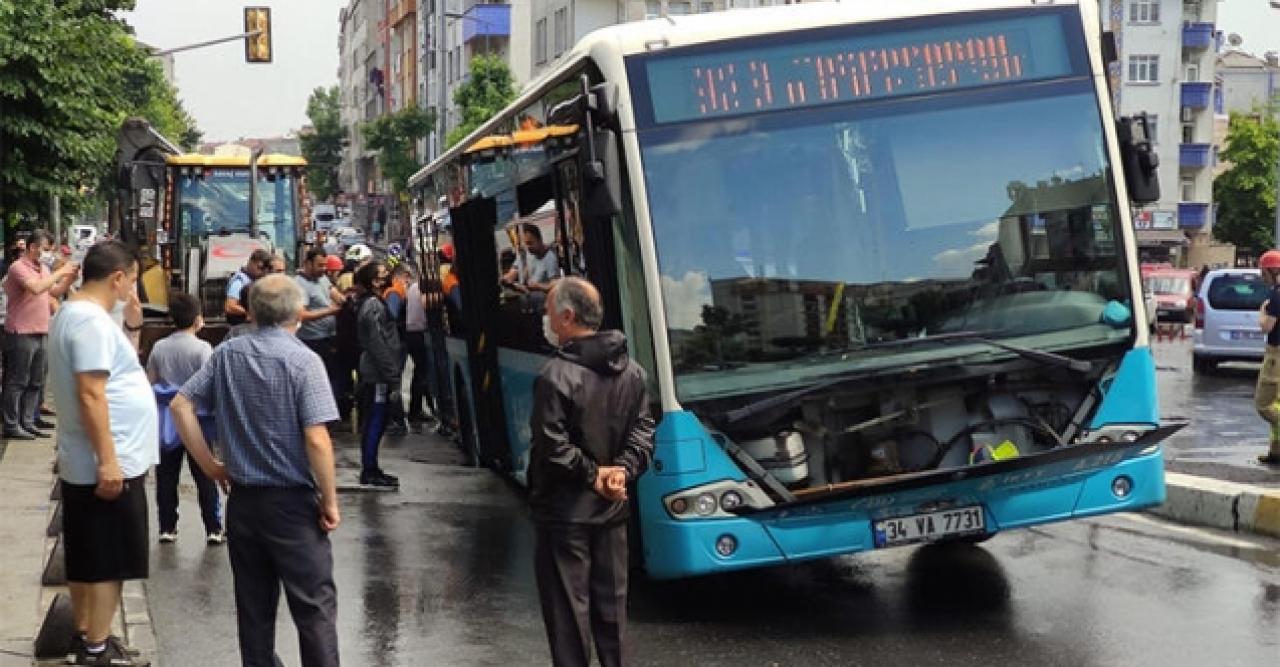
[720,490,744,510]
[694,493,718,516]
[1112,476,1133,499]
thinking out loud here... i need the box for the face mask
[542,314,560,348]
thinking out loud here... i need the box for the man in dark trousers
[171,274,341,667]
[529,277,655,667]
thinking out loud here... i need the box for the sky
[122,0,348,143]
[119,1,1280,143]
[1218,1,1280,57]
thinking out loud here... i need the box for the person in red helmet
[324,254,343,283]
[1254,249,1280,465]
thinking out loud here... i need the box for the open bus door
[449,196,514,471]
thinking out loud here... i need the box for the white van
[1192,268,1268,373]
[312,204,337,231]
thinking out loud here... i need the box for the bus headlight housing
[664,480,774,519]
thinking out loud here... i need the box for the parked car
[1144,269,1197,323]
[1192,268,1268,373]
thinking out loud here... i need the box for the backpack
[334,294,365,363]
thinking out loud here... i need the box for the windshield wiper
[716,332,1092,428]
[831,331,1091,373]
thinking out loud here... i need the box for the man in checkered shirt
[171,274,341,667]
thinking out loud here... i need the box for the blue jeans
[358,383,388,472]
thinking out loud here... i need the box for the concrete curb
[1149,471,1280,539]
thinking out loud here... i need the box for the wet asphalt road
[1152,331,1280,486]
[145,426,1280,667]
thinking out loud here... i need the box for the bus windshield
[633,11,1131,400]
[175,169,300,266]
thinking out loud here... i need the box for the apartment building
[1103,0,1221,263]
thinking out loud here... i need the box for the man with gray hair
[170,274,341,667]
[530,276,655,667]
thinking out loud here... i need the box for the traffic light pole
[150,30,262,57]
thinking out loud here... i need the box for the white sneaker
[206,532,226,546]
[158,532,177,544]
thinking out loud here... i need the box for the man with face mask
[47,241,158,665]
[3,230,78,439]
[529,277,655,667]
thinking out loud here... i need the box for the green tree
[445,54,516,149]
[1213,111,1280,251]
[361,105,436,196]
[0,0,201,228]
[122,50,201,151]
[300,86,344,201]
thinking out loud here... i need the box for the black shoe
[360,470,400,487]
[21,425,51,438]
[1259,454,1280,466]
[34,418,56,430]
[4,428,36,440]
[69,635,144,665]
[385,422,409,437]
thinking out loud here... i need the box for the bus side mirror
[582,128,623,220]
[1118,114,1160,205]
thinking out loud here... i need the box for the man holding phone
[529,277,655,667]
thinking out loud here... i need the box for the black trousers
[156,447,222,534]
[300,337,342,422]
[227,487,339,667]
[534,521,629,667]
[404,331,434,418]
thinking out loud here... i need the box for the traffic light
[244,7,272,63]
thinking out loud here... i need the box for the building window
[1128,0,1159,23]
[554,8,568,56]
[1127,54,1159,83]
[699,1,715,11]
[1182,122,1194,143]
[1145,114,1158,144]
[1180,178,1195,201]
[646,1,661,17]
[454,47,461,79]
[535,18,548,64]
[669,1,693,14]
[447,50,453,82]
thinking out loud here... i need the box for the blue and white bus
[409,0,1178,580]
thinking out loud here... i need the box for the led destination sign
[642,12,1078,125]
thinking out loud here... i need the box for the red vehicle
[1144,268,1197,323]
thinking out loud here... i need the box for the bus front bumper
[642,443,1166,580]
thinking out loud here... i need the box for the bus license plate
[873,506,985,548]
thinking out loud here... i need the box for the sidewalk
[0,439,54,667]
[0,436,154,667]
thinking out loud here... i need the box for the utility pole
[50,195,61,246]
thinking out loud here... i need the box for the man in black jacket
[530,277,655,667]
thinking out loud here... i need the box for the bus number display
[643,12,1076,125]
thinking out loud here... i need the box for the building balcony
[1179,143,1213,169]
[460,4,510,44]
[1181,22,1215,50]
[1178,202,1211,230]
[389,1,415,27]
[1180,81,1213,109]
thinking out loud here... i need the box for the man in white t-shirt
[48,241,158,666]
